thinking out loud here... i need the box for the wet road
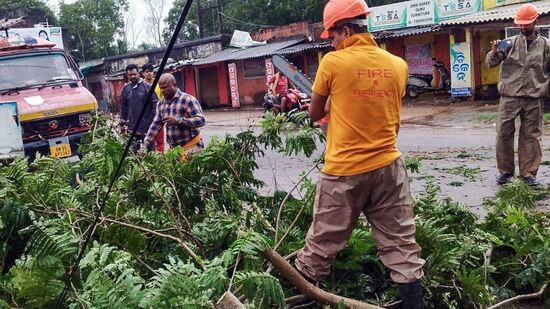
[202,104,550,216]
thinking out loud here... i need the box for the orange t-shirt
[312,33,408,176]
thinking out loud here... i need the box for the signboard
[228,63,240,108]
[434,0,482,22]
[0,27,64,48]
[495,0,524,7]
[0,101,24,160]
[368,2,408,32]
[265,58,274,81]
[450,43,472,97]
[407,0,435,27]
[406,44,433,74]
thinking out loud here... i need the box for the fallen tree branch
[261,249,382,309]
[487,282,547,309]
[215,291,245,308]
[98,216,205,270]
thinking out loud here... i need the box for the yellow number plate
[50,144,71,158]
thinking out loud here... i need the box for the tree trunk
[261,249,383,309]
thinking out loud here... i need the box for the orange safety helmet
[321,0,370,39]
[514,3,539,25]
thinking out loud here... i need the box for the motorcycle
[263,88,310,114]
[406,70,451,98]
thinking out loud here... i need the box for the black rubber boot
[398,281,425,309]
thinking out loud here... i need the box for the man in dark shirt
[120,64,158,149]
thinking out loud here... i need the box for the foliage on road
[0,112,547,308]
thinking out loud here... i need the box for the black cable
[56,0,195,306]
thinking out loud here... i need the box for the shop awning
[374,25,441,39]
[441,0,550,25]
[193,38,304,65]
[79,59,104,77]
[276,41,332,55]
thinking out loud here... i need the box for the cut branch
[487,282,547,309]
[261,249,382,309]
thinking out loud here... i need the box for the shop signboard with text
[434,0,482,22]
[450,42,472,97]
[407,0,435,27]
[406,44,433,74]
[368,2,407,32]
[228,63,240,108]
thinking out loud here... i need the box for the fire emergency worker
[486,3,550,187]
[294,0,425,307]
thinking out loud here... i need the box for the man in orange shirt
[294,0,425,307]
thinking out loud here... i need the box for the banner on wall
[368,2,408,32]
[450,43,472,97]
[434,0,482,22]
[407,0,435,27]
[406,44,433,74]
[228,63,240,108]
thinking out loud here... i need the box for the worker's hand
[162,116,179,125]
[490,40,501,53]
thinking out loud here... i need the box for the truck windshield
[0,53,77,91]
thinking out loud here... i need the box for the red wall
[386,38,405,59]
[183,67,197,98]
[433,33,451,74]
[234,61,266,106]
[216,62,230,106]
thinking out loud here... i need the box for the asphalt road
[201,103,550,216]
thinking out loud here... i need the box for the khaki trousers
[295,158,425,284]
[496,97,543,177]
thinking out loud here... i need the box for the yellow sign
[50,144,71,158]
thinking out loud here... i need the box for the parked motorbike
[406,73,451,98]
[263,88,310,114]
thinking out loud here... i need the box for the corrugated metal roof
[233,38,304,60]
[276,41,332,55]
[441,0,550,25]
[192,48,242,65]
[375,25,441,39]
[194,38,304,65]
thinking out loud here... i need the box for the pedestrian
[486,3,550,186]
[141,73,205,158]
[142,63,166,153]
[266,69,290,113]
[120,64,159,150]
[293,0,425,308]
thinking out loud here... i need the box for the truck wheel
[407,86,419,98]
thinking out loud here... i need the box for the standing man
[294,0,425,307]
[142,73,205,156]
[120,64,158,149]
[142,63,166,153]
[486,3,550,186]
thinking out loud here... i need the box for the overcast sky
[45,0,175,47]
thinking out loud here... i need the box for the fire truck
[0,20,97,160]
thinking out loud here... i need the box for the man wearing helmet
[486,3,550,187]
[294,0,425,307]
